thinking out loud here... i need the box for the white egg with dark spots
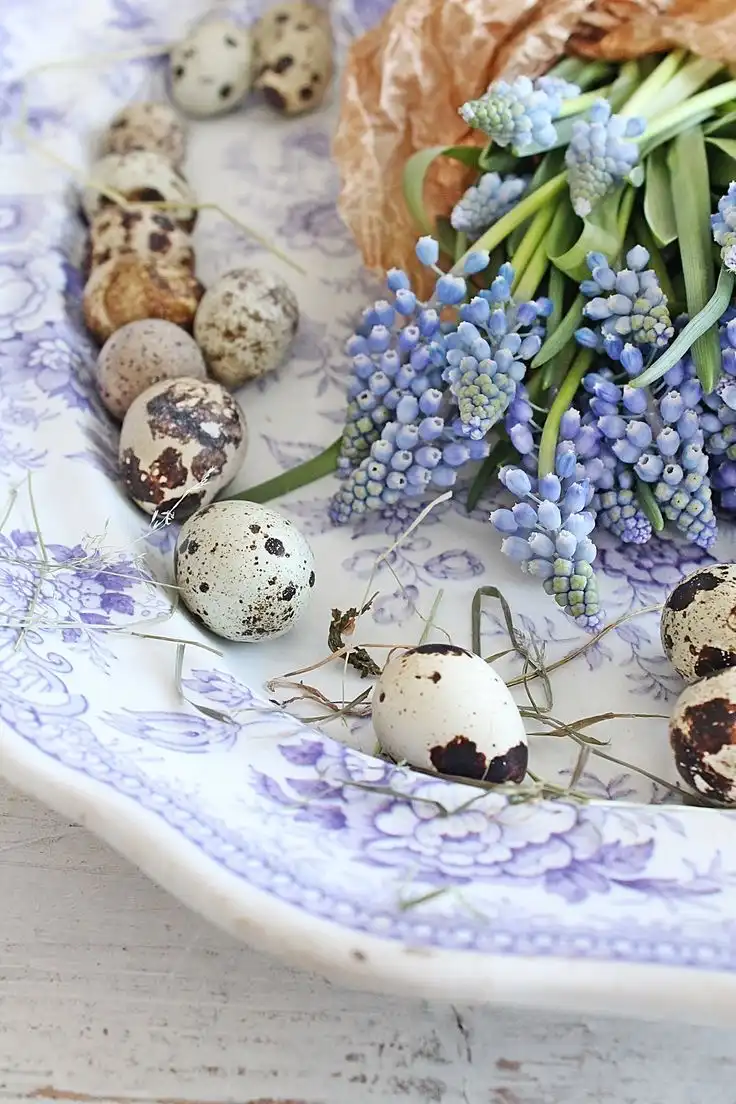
[372,644,528,783]
[119,377,247,517]
[661,563,736,683]
[169,20,254,118]
[194,267,299,388]
[96,319,206,420]
[669,667,736,803]
[174,501,315,641]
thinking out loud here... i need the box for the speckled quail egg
[86,206,195,274]
[194,267,299,388]
[100,102,187,167]
[372,644,528,783]
[669,667,736,803]
[169,20,254,118]
[119,377,247,517]
[661,563,736,682]
[96,319,207,420]
[83,254,204,343]
[82,151,197,229]
[254,2,333,115]
[174,500,315,641]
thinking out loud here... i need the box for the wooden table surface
[1,776,733,1104]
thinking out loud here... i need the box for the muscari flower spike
[575,247,674,355]
[442,262,551,441]
[589,345,717,550]
[565,100,645,218]
[459,75,580,156]
[698,319,736,510]
[451,171,530,239]
[712,182,736,273]
[490,458,603,632]
[336,242,465,475]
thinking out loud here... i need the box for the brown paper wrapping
[334,0,736,292]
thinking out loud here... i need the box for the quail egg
[82,151,197,229]
[86,206,195,274]
[83,254,203,343]
[119,376,247,517]
[661,563,736,682]
[96,319,207,420]
[372,644,528,783]
[101,102,187,167]
[174,500,315,641]
[194,267,299,388]
[669,667,736,803]
[254,2,333,115]
[169,20,254,118]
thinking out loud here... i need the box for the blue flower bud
[387,267,410,291]
[539,473,561,501]
[657,427,680,456]
[510,423,535,453]
[528,532,556,559]
[463,250,491,275]
[501,467,532,497]
[555,530,578,559]
[462,296,491,325]
[512,502,537,529]
[502,536,534,562]
[415,236,439,266]
[635,453,663,482]
[394,289,417,316]
[538,500,562,531]
[491,508,518,534]
[620,344,644,376]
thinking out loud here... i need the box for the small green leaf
[228,438,341,503]
[640,110,712,158]
[643,147,676,247]
[668,127,719,391]
[403,145,482,233]
[549,189,623,282]
[706,136,736,159]
[629,267,735,389]
[531,293,584,369]
[635,479,665,533]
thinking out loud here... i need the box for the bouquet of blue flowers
[235,50,736,632]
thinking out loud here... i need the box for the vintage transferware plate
[2,0,736,1024]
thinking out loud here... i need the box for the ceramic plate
[3,0,736,1025]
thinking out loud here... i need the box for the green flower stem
[452,172,568,274]
[620,49,686,118]
[513,236,549,302]
[645,79,736,146]
[510,203,554,271]
[558,88,612,119]
[225,437,341,504]
[640,56,724,122]
[537,347,594,478]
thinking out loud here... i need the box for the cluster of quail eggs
[77,6,333,645]
[661,564,736,803]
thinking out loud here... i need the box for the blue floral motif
[279,198,356,258]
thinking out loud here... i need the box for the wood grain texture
[0,777,733,1104]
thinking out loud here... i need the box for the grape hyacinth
[711,182,736,272]
[443,263,549,440]
[588,346,717,550]
[565,100,645,218]
[331,241,549,523]
[575,247,674,353]
[701,320,736,510]
[594,464,653,545]
[459,75,580,155]
[451,171,529,239]
[490,461,603,631]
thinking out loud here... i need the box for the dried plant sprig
[328,596,381,678]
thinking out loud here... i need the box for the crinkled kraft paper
[334,0,736,292]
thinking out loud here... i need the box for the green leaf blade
[402,145,482,233]
[643,146,676,247]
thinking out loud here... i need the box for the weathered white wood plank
[0,778,734,1104]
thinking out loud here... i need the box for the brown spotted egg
[372,644,528,783]
[82,151,197,229]
[669,667,736,803]
[101,102,187,168]
[86,206,195,275]
[661,563,736,682]
[194,267,299,388]
[96,319,207,420]
[83,254,203,343]
[174,501,315,641]
[119,377,247,517]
